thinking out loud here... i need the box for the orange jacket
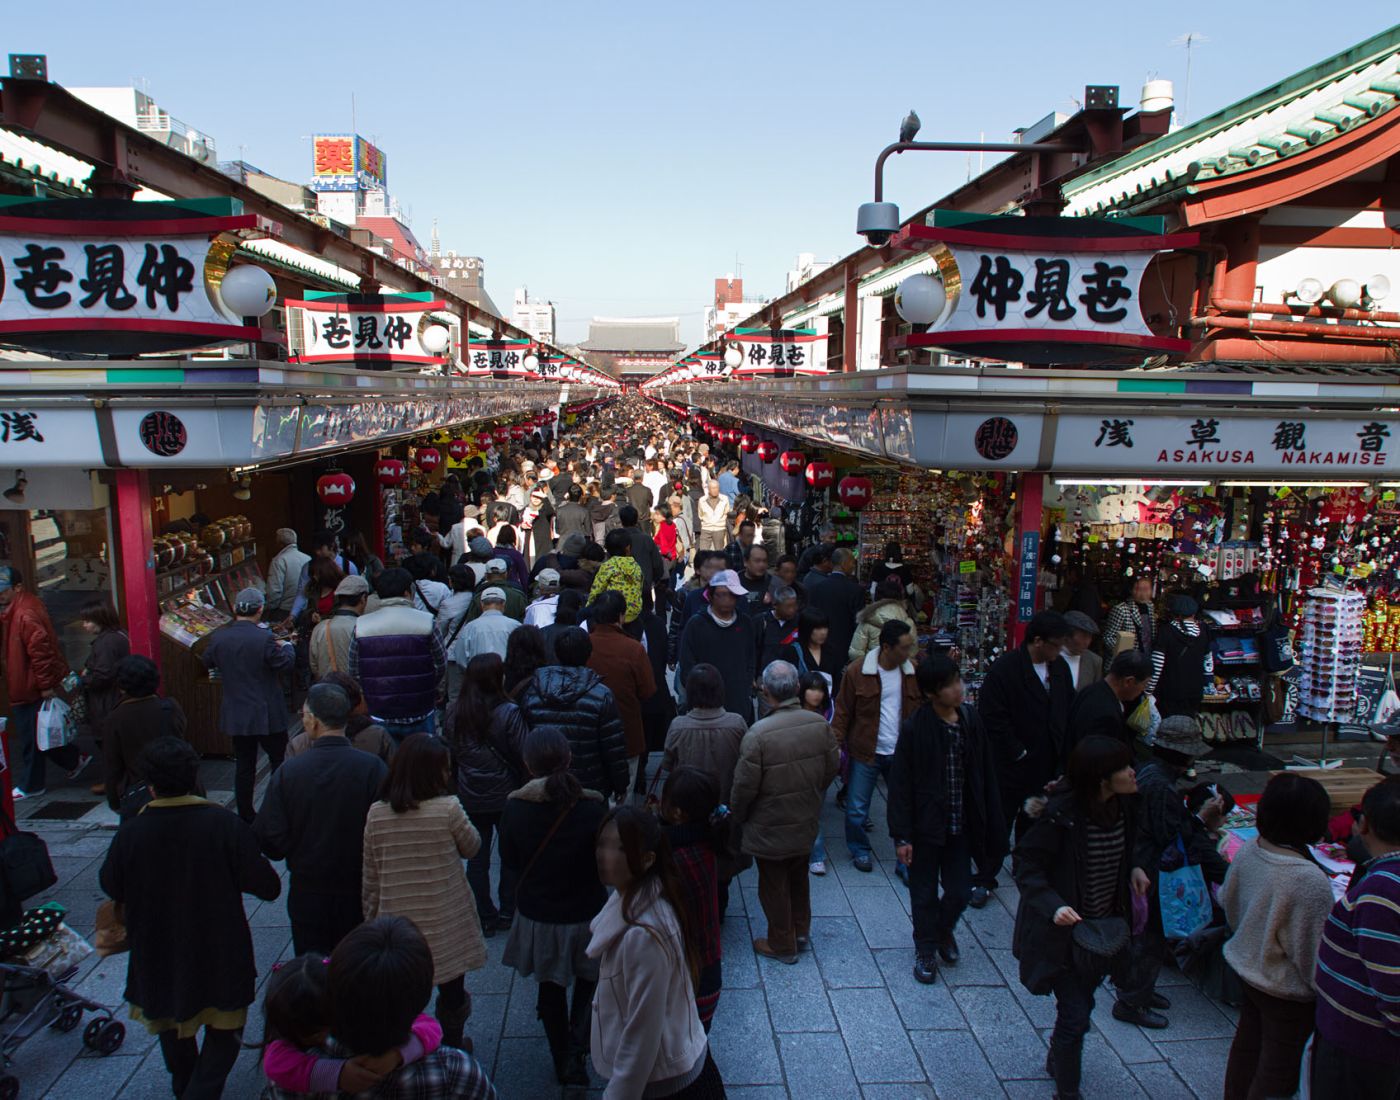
[3,590,69,705]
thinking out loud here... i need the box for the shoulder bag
[0,804,57,909]
[515,802,574,891]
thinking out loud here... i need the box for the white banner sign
[293,303,446,366]
[729,332,827,377]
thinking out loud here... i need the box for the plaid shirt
[941,716,966,836]
[668,825,722,968]
[265,1047,497,1100]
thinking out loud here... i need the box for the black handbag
[1070,916,1129,981]
[0,806,57,906]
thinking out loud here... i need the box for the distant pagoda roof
[578,317,685,353]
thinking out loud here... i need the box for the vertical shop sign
[1017,530,1039,622]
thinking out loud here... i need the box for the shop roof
[578,319,685,353]
[1062,24,1400,217]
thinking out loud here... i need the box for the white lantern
[894,272,945,325]
[723,343,743,369]
[219,265,277,318]
[1326,278,1363,309]
[523,351,540,375]
[420,324,452,355]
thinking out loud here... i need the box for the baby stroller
[0,912,126,1098]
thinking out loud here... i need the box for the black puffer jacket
[1011,790,1139,995]
[453,700,527,815]
[518,666,629,800]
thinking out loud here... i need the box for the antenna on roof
[1170,32,1208,124]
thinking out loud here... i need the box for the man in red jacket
[0,567,84,798]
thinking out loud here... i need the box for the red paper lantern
[805,461,835,490]
[375,458,406,487]
[475,431,494,449]
[740,433,759,454]
[493,426,510,444]
[779,450,807,475]
[447,439,471,463]
[838,475,874,511]
[756,441,778,463]
[415,448,442,472]
[510,425,527,441]
[316,471,356,505]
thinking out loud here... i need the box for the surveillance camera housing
[857,202,900,247]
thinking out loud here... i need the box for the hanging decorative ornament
[510,425,527,441]
[375,458,407,487]
[475,431,494,449]
[493,426,511,444]
[805,462,835,490]
[316,470,356,505]
[779,450,807,475]
[726,428,744,446]
[756,441,778,463]
[837,475,874,511]
[447,439,471,463]
[415,447,442,473]
[740,433,759,454]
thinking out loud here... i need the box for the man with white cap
[467,559,527,622]
[452,587,520,668]
[524,569,563,628]
[677,569,758,722]
[265,528,310,621]
[202,586,296,821]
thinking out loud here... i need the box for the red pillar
[1008,473,1045,649]
[113,469,160,664]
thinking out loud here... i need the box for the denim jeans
[810,831,828,865]
[845,754,893,860]
[379,712,436,743]
[908,832,971,954]
[465,810,517,923]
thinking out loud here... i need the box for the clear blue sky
[7,4,1396,345]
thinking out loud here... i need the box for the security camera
[856,201,900,246]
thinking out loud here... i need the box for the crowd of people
[4,394,1395,1099]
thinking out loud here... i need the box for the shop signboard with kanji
[288,292,450,367]
[1055,414,1400,476]
[463,337,534,379]
[310,134,389,192]
[890,212,1198,365]
[728,327,827,378]
[0,197,265,354]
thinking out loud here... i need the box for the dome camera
[856,202,900,247]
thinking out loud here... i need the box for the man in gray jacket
[730,660,840,964]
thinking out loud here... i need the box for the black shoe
[835,787,848,809]
[913,953,938,984]
[1149,992,1171,1010]
[852,854,873,873]
[937,934,960,966]
[968,886,992,909]
[494,913,514,933]
[796,935,810,952]
[1112,1001,1169,1029]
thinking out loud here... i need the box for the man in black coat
[255,683,388,954]
[101,737,280,1099]
[1065,650,1153,754]
[971,610,1073,907]
[618,504,664,612]
[677,570,758,723]
[805,548,865,665]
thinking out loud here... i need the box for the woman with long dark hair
[449,653,526,934]
[660,767,727,1032]
[502,624,550,699]
[499,727,609,1086]
[793,607,842,690]
[589,804,722,1098]
[541,590,585,657]
[362,734,486,1049]
[1012,734,1149,1100]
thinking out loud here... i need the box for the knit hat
[468,535,493,557]
[560,532,588,556]
[1166,593,1199,618]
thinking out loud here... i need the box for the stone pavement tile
[806,867,854,917]
[874,949,966,1030]
[1156,1036,1232,1098]
[952,986,1046,1081]
[722,913,762,990]
[909,1029,1007,1099]
[1149,982,1236,1040]
[248,896,293,928]
[984,949,1056,1030]
[1089,997,1167,1064]
[1078,1031,1151,1095]
[762,950,835,1032]
[846,885,913,950]
[116,1045,178,1098]
[466,990,507,1078]
[961,896,1016,952]
[9,1013,101,1097]
[860,1085,936,1099]
[938,932,1004,988]
[707,987,783,1085]
[1128,1058,1198,1099]
[831,853,898,889]
[251,925,294,981]
[725,1088,790,1100]
[809,916,884,989]
[503,972,542,1037]
[490,1035,561,1096]
[467,931,515,996]
[829,987,926,1083]
[41,1051,141,1098]
[778,1031,861,1099]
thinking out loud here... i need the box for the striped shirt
[1082,817,1125,919]
[1315,851,1400,1063]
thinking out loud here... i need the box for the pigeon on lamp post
[899,109,921,143]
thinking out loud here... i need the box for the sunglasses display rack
[1297,588,1366,723]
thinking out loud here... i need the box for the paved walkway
[9,764,1235,1099]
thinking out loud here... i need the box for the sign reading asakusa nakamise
[728,327,827,378]
[1057,414,1400,475]
[891,212,1198,365]
[288,292,450,367]
[0,197,264,354]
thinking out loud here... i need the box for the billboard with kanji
[311,134,389,192]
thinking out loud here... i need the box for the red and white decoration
[805,462,835,490]
[779,451,807,476]
[838,475,874,511]
[475,431,494,449]
[756,441,778,463]
[414,447,442,473]
[447,439,471,463]
[316,471,356,504]
[740,433,759,454]
[375,458,406,487]
[493,426,511,444]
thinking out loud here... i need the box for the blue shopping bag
[1158,835,1211,940]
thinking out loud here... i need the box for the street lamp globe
[420,324,452,355]
[219,265,277,318]
[894,272,945,325]
[723,343,743,369]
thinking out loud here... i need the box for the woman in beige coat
[362,733,486,1049]
[848,576,917,663]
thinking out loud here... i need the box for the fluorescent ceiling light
[1053,479,1209,487]
[1218,480,1367,488]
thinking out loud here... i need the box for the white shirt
[643,470,670,503]
[876,664,903,756]
[410,578,451,616]
[1033,661,1050,690]
[524,595,559,629]
[1064,652,1083,689]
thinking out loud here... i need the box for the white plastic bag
[35,697,76,752]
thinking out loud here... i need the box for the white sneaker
[809,861,827,876]
[11,786,44,801]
